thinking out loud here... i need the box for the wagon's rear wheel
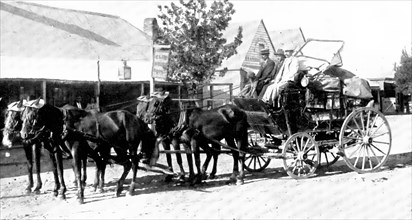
[244,130,271,172]
[282,132,320,179]
[339,107,392,173]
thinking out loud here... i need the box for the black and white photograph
[0,0,411,219]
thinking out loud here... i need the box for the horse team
[2,94,248,204]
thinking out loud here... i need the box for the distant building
[0,1,153,110]
[210,20,274,105]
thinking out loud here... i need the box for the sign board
[152,45,171,80]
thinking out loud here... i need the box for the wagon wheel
[282,132,320,179]
[339,107,392,173]
[317,144,340,169]
[244,129,271,172]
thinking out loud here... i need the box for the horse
[71,109,169,197]
[185,104,249,185]
[19,98,68,199]
[2,100,45,195]
[136,93,195,182]
[60,104,108,204]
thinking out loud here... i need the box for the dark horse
[20,99,68,199]
[185,104,249,185]
[2,100,44,194]
[142,93,248,184]
[136,93,195,181]
[71,109,168,197]
[60,104,108,204]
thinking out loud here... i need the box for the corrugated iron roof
[0,1,151,60]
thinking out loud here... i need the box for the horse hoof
[59,194,66,200]
[53,191,58,197]
[33,189,41,195]
[77,198,84,204]
[116,191,122,197]
[208,174,216,179]
[201,173,208,180]
[236,179,244,185]
[164,175,174,183]
[126,191,134,197]
[25,189,32,195]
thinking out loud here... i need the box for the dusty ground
[1,115,411,219]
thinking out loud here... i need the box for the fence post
[229,84,233,103]
[209,85,214,109]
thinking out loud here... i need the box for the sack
[309,73,341,92]
[342,77,373,99]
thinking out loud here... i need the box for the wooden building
[0,1,154,112]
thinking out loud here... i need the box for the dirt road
[1,115,411,219]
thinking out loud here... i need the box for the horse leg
[201,144,213,180]
[162,138,174,182]
[209,144,220,179]
[128,148,139,196]
[48,149,60,197]
[236,136,247,185]
[227,138,240,184]
[182,142,195,182]
[115,151,131,197]
[23,143,34,194]
[71,142,84,204]
[54,148,67,200]
[33,143,42,194]
[172,138,185,180]
[190,138,203,185]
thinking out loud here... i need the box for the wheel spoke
[348,143,362,158]
[361,145,366,170]
[303,144,315,155]
[370,143,387,155]
[246,156,253,168]
[257,157,262,168]
[368,144,382,164]
[352,117,364,136]
[360,111,366,135]
[366,146,373,169]
[372,140,390,145]
[352,145,363,166]
[366,111,375,136]
[371,131,390,139]
[369,120,385,136]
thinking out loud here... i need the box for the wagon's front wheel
[244,130,271,172]
[282,132,320,179]
[339,107,392,173]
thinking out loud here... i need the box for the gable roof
[218,19,273,71]
[0,1,151,61]
[269,28,306,51]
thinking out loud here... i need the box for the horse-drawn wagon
[234,39,392,179]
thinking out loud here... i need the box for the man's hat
[260,49,270,55]
[274,49,286,57]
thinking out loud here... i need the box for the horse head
[2,100,26,147]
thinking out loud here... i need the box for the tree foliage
[157,0,243,84]
[394,48,412,95]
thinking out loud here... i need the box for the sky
[22,0,412,79]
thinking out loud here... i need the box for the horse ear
[17,99,24,108]
[32,97,40,105]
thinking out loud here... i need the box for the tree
[157,0,243,84]
[394,48,412,95]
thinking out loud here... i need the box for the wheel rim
[282,132,319,179]
[244,130,271,172]
[339,107,392,173]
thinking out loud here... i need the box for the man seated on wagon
[261,49,307,106]
[239,69,258,98]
